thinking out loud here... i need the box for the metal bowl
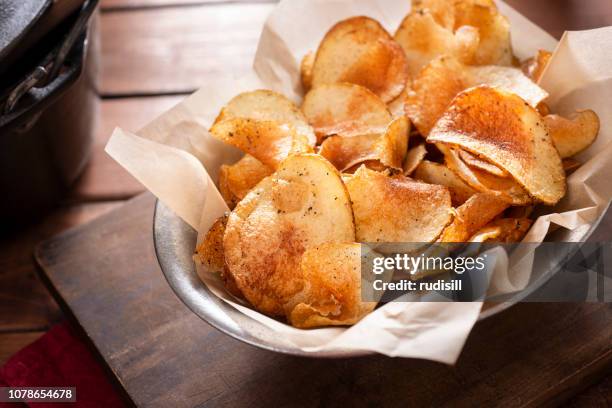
[153,199,607,357]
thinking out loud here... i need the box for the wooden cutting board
[35,193,612,407]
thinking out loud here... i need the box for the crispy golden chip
[195,215,244,298]
[545,110,600,158]
[404,0,513,66]
[412,0,457,28]
[405,56,548,136]
[318,116,409,171]
[218,165,236,208]
[453,1,513,66]
[469,65,548,106]
[536,101,550,116]
[469,165,531,204]
[195,214,229,273]
[439,193,509,242]
[379,116,409,169]
[405,57,467,136]
[403,143,428,175]
[223,154,355,316]
[300,51,315,92]
[210,118,313,170]
[521,49,552,83]
[319,134,378,172]
[469,217,533,243]
[454,25,482,63]
[346,166,452,242]
[344,160,390,174]
[302,83,392,141]
[428,86,565,205]
[468,225,501,242]
[440,144,532,205]
[394,11,479,78]
[287,243,377,328]
[490,218,533,242]
[311,16,408,102]
[388,89,408,119]
[414,0,499,28]
[213,89,316,145]
[413,160,476,206]
[218,155,273,208]
[458,149,508,178]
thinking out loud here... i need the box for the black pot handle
[3,0,99,115]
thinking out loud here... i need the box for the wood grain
[567,374,612,407]
[35,194,612,407]
[101,0,275,10]
[0,332,45,366]
[68,96,184,202]
[99,3,274,96]
[0,202,120,332]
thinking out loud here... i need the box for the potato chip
[379,116,409,169]
[412,0,456,29]
[403,143,428,175]
[521,49,552,83]
[300,51,315,92]
[195,214,228,274]
[223,154,355,315]
[346,166,452,242]
[413,160,476,205]
[405,0,511,66]
[469,217,533,243]
[439,192,509,242]
[490,218,533,242]
[319,116,409,171]
[218,154,273,208]
[469,65,548,106]
[440,142,532,205]
[194,215,245,298]
[302,83,392,141]
[311,16,408,102]
[210,118,313,170]
[428,86,565,205]
[545,110,600,158]
[453,0,513,66]
[536,101,550,116]
[458,149,508,178]
[405,57,467,136]
[454,25,482,64]
[388,89,408,119]
[344,160,390,174]
[405,56,548,136]
[394,10,479,77]
[287,243,377,328]
[468,225,501,242]
[214,89,316,145]
[319,134,378,172]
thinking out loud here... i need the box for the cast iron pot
[0,0,99,231]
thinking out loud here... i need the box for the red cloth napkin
[0,322,125,408]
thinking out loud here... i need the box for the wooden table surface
[1,0,611,405]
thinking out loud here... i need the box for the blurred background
[0,0,610,404]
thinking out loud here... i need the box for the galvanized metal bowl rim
[153,199,608,358]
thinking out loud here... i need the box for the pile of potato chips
[196,0,600,328]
